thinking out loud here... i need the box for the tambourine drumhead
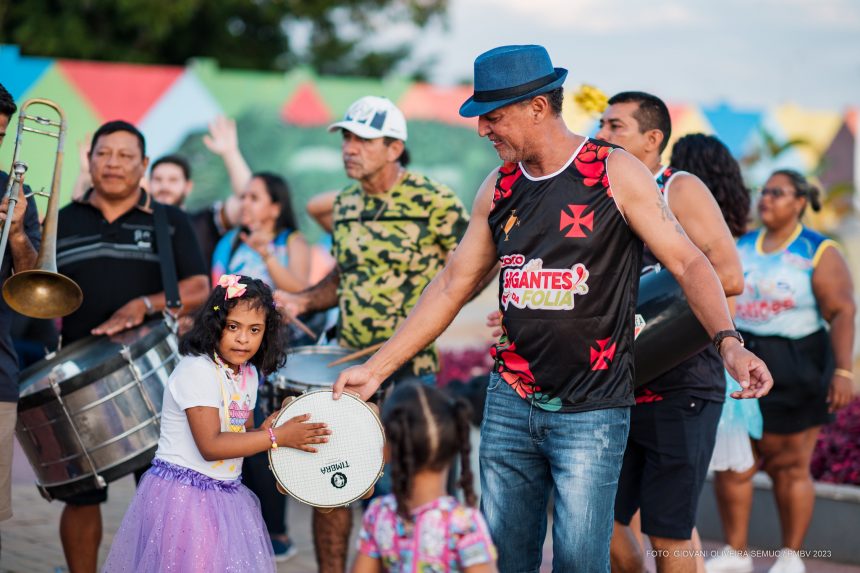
[269,390,384,508]
[272,346,366,394]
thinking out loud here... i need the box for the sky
[397,0,860,110]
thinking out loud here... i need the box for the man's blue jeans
[480,373,630,573]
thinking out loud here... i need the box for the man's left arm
[609,150,771,397]
[92,209,209,336]
[668,173,743,296]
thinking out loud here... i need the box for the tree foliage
[0,0,447,77]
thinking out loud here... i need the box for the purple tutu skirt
[102,458,275,572]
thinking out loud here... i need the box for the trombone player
[0,83,40,549]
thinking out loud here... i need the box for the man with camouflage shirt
[277,96,469,573]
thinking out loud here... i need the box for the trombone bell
[3,270,83,319]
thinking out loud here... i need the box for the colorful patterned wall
[1,44,856,241]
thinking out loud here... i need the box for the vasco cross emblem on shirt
[560,204,594,238]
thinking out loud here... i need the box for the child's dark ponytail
[381,382,477,521]
[452,398,476,509]
[386,410,416,523]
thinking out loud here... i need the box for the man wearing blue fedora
[334,44,772,573]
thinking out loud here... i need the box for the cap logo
[345,103,387,130]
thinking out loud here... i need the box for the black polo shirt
[56,188,207,344]
[0,171,41,402]
[188,203,227,273]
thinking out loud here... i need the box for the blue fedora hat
[459,45,568,118]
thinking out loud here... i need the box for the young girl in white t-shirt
[104,274,330,572]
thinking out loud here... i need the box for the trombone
[0,98,82,319]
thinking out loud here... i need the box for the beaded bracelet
[267,427,278,449]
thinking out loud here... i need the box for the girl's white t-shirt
[155,354,258,480]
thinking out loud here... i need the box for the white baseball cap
[328,96,408,142]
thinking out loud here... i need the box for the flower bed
[437,346,494,387]
[812,397,860,485]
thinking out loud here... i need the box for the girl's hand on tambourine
[274,413,331,453]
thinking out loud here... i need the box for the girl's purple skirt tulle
[102,458,275,572]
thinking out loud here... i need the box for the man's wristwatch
[713,329,744,354]
[140,295,155,315]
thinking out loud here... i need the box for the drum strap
[153,202,182,310]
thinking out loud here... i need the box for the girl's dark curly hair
[382,381,475,522]
[670,133,750,237]
[179,275,287,375]
[770,169,822,216]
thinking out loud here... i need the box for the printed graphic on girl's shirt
[359,495,496,573]
[227,394,251,432]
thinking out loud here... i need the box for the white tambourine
[268,390,385,509]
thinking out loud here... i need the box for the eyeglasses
[759,187,798,199]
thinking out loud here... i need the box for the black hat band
[472,72,559,103]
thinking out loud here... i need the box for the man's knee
[650,535,692,551]
[611,522,645,573]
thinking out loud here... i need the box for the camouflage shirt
[332,171,469,376]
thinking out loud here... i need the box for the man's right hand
[332,363,386,401]
[274,289,309,322]
[92,297,148,336]
[0,191,28,232]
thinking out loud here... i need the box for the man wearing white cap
[277,95,470,573]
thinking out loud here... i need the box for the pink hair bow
[217,274,247,299]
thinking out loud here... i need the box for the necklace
[359,195,389,223]
[358,168,405,223]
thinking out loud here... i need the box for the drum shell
[271,345,365,397]
[634,269,710,387]
[15,322,179,499]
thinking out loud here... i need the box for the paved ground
[2,294,858,572]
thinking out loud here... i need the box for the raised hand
[202,116,239,157]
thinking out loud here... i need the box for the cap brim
[327,120,385,139]
[459,68,568,118]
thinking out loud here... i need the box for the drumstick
[279,304,317,339]
[326,342,385,368]
[290,316,317,340]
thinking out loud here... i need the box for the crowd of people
[0,41,855,573]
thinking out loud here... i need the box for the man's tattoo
[656,195,686,237]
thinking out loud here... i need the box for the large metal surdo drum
[16,321,179,499]
[634,266,710,387]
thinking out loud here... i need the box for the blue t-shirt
[735,225,834,338]
[210,228,293,289]
[0,171,42,402]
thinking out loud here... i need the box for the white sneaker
[768,548,805,573]
[705,545,754,573]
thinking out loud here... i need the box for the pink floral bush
[437,347,494,387]
[811,398,860,485]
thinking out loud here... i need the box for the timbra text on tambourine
[320,461,351,474]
